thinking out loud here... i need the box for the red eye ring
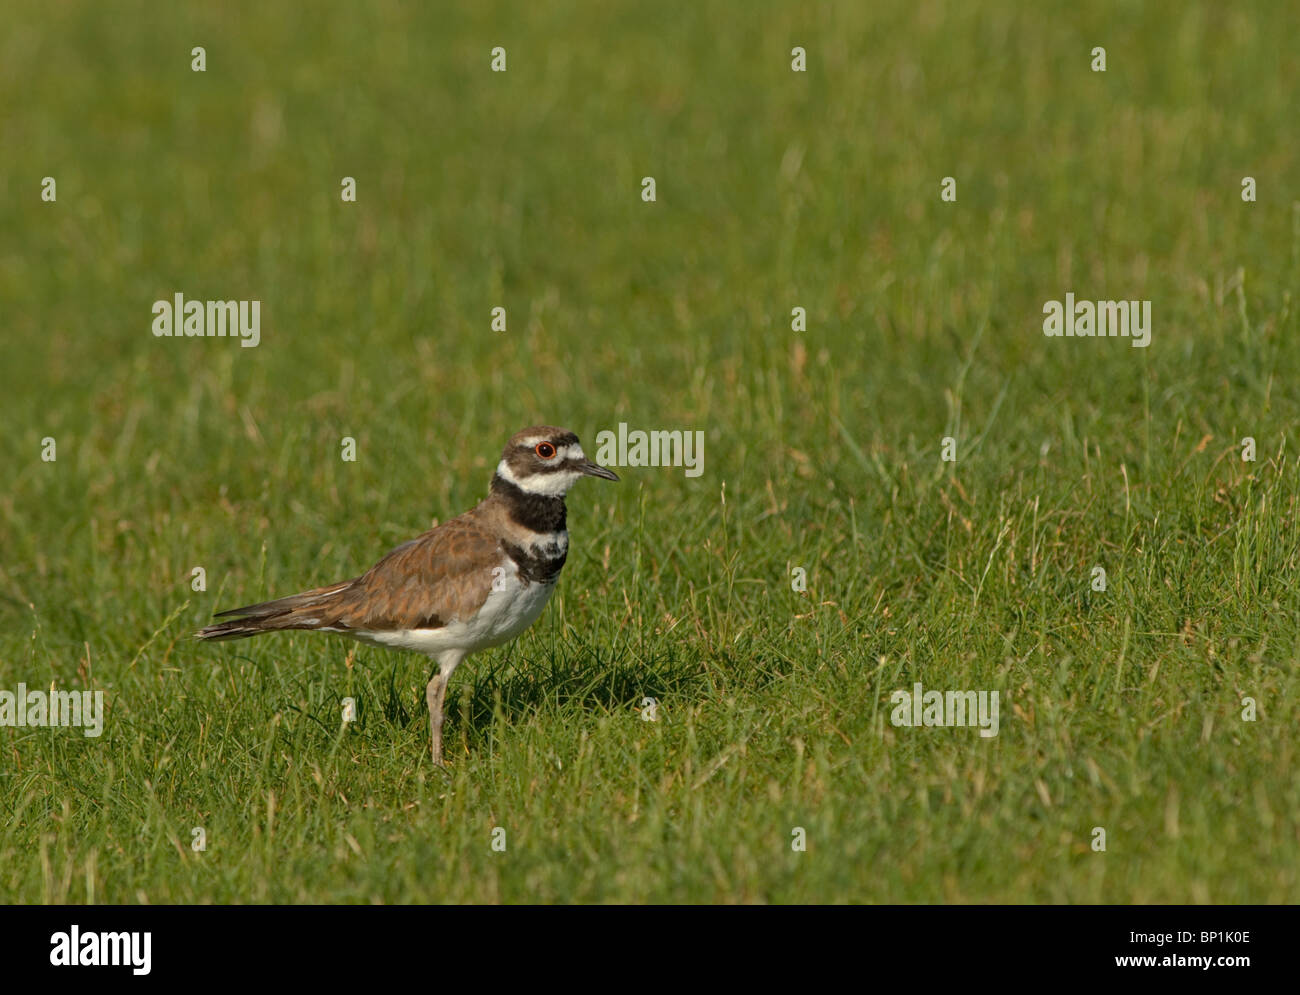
[535,442,556,459]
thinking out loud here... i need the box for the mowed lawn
[1,1,1298,903]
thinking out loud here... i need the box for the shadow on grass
[445,644,708,743]
[231,636,810,758]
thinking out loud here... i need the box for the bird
[197,425,618,764]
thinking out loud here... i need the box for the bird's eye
[535,442,556,459]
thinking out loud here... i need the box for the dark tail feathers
[196,581,354,641]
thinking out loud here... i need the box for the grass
[1,0,1298,903]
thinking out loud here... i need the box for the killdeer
[197,425,618,764]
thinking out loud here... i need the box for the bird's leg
[426,671,447,766]
[426,651,466,766]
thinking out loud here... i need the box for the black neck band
[491,474,568,533]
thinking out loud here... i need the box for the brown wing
[197,513,500,641]
[327,515,500,631]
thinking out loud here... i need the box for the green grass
[1,0,1298,903]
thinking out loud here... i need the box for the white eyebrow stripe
[518,436,554,450]
[516,438,583,461]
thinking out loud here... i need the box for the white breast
[353,555,556,656]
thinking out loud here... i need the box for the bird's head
[494,425,619,497]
